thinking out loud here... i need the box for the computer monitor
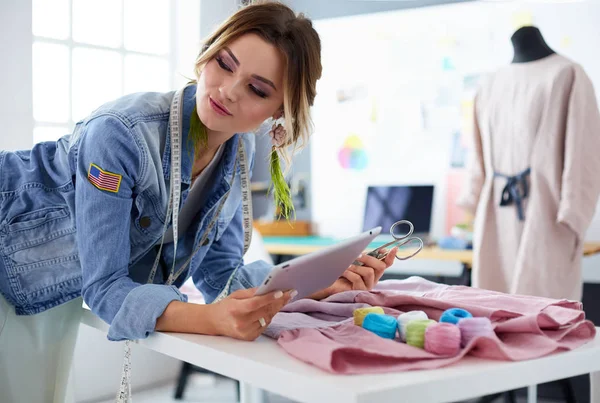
[362,185,434,237]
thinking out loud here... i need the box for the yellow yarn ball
[406,319,437,348]
[353,307,385,326]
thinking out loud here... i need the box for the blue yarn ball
[362,313,397,339]
[440,308,473,325]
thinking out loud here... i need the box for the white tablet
[254,227,382,302]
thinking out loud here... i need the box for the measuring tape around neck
[115,86,253,402]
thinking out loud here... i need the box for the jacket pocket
[7,206,68,233]
[4,206,77,265]
[2,205,81,307]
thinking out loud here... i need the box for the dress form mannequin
[511,26,555,63]
[471,24,587,403]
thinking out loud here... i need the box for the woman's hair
[194,0,322,160]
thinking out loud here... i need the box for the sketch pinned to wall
[336,85,368,103]
[460,99,474,138]
[442,57,456,71]
[370,97,378,123]
[437,32,457,72]
[338,134,368,171]
[456,73,486,161]
[462,73,484,94]
[445,73,483,232]
[445,169,469,236]
[448,97,476,169]
[450,131,468,168]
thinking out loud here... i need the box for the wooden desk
[263,237,600,267]
[80,306,600,403]
[263,237,600,287]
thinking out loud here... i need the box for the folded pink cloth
[264,277,595,374]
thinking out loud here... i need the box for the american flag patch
[88,163,122,193]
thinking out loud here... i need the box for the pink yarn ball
[458,317,495,347]
[424,322,461,356]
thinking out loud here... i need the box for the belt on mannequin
[493,167,531,221]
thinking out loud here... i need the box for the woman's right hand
[208,287,296,341]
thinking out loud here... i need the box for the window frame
[32,0,179,142]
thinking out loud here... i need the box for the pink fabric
[268,277,595,374]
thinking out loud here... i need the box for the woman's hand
[208,287,296,341]
[309,247,398,300]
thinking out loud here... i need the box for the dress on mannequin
[458,26,600,301]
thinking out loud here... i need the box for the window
[32,0,200,144]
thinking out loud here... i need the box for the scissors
[352,220,424,266]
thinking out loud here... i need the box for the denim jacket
[0,85,272,341]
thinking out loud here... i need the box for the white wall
[199,0,238,38]
[0,0,33,151]
[283,0,474,20]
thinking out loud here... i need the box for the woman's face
[196,33,285,145]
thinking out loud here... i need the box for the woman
[0,2,397,402]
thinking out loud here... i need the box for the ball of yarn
[406,319,436,348]
[439,308,473,325]
[362,313,398,339]
[353,306,385,326]
[424,322,462,356]
[397,310,428,341]
[458,317,495,347]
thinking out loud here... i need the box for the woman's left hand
[308,247,398,300]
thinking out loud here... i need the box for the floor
[94,372,560,403]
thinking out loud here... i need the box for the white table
[80,308,600,403]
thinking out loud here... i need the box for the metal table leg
[527,384,537,403]
[239,382,265,403]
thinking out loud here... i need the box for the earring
[267,108,294,220]
[269,110,286,147]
